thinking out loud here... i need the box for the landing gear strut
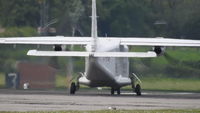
[130,73,142,96]
[69,73,82,95]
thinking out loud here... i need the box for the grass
[56,75,67,89]
[141,77,200,92]
[0,73,5,88]
[167,48,200,61]
[1,109,200,113]
[151,48,200,65]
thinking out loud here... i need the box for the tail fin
[91,0,98,38]
[91,0,98,52]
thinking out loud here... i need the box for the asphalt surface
[0,89,200,111]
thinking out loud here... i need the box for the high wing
[1,36,200,58]
[0,36,91,45]
[99,37,200,47]
[1,36,200,47]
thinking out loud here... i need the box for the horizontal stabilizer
[27,50,157,58]
[27,50,90,57]
[93,51,157,58]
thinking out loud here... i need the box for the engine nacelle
[54,45,62,51]
[153,46,166,56]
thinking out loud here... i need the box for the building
[17,62,56,89]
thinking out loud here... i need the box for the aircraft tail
[91,0,98,38]
[91,0,98,52]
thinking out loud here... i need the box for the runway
[0,89,200,111]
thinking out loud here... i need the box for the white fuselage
[79,38,132,88]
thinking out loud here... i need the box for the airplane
[1,0,200,95]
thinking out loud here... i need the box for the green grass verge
[141,77,200,92]
[56,75,67,89]
[0,73,5,88]
[1,109,200,113]
[152,48,200,65]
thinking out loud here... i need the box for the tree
[0,0,40,27]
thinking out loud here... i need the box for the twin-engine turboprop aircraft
[1,0,200,95]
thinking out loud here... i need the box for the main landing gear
[111,87,121,95]
[70,82,76,94]
[69,74,82,95]
[135,84,141,96]
[70,81,81,94]
[130,73,142,96]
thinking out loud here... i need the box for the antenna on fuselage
[91,0,98,52]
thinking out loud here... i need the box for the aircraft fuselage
[79,39,132,88]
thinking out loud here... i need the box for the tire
[117,88,121,95]
[70,82,76,94]
[111,88,115,95]
[135,84,141,96]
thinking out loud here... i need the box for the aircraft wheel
[117,88,121,95]
[135,84,141,96]
[70,82,76,94]
[111,88,115,95]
